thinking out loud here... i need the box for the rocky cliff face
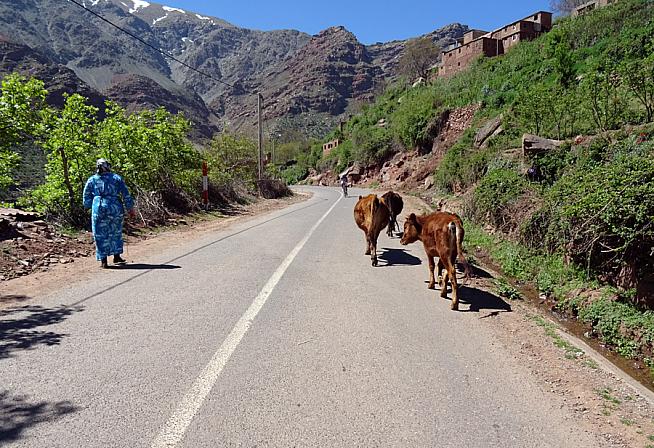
[0,36,107,111]
[1,0,467,139]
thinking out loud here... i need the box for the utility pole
[257,93,263,184]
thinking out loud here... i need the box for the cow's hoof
[440,291,448,299]
[451,303,459,311]
[372,259,378,267]
[365,250,371,255]
[427,283,435,290]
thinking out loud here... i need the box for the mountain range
[2,0,467,139]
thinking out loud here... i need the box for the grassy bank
[464,222,654,378]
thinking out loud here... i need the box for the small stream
[477,252,654,393]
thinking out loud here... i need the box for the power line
[66,0,242,92]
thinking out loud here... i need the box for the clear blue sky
[158,1,552,44]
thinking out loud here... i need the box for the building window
[513,25,516,30]
[457,62,460,67]
[458,48,461,53]
[534,14,538,20]
[513,35,517,41]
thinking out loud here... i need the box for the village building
[573,0,617,16]
[438,11,553,78]
[322,139,340,155]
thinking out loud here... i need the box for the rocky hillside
[2,0,466,138]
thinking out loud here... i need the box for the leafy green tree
[582,68,627,133]
[96,104,196,193]
[546,30,576,88]
[619,56,654,122]
[0,75,47,194]
[514,84,551,136]
[33,94,98,221]
[207,133,258,190]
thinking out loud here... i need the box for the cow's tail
[452,221,473,284]
[371,195,379,214]
[369,196,380,226]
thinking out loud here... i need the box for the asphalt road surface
[0,187,602,447]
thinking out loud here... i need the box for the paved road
[1,187,601,447]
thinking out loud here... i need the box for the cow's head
[400,213,421,245]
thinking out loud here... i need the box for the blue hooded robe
[83,172,134,260]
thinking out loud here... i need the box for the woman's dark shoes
[101,257,108,269]
[113,255,127,264]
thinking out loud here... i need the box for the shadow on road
[458,286,512,313]
[378,248,422,266]
[0,390,77,443]
[109,263,180,270]
[0,295,32,304]
[0,304,83,360]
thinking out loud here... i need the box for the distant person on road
[340,174,348,196]
[83,159,136,269]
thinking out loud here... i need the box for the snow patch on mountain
[152,13,168,25]
[129,0,150,13]
[162,5,185,13]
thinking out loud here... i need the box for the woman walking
[83,159,136,268]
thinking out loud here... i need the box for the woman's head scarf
[96,159,111,174]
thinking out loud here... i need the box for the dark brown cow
[354,194,390,266]
[381,191,404,238]
[400,211,471,310]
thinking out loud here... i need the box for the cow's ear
[359,195,363,200]
[408,213,417,223]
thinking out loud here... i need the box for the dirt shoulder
[0,193,310,305]
[400,193,654,448]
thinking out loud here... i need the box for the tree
[207,133,258,190]
[0,75,47,194]
[619,57,654,122]
[34,94,98,222]
[549,0,588,15]
[398,37,441,82]
[514,84,551,136]
[582,68,627,133]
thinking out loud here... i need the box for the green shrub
[433,128,497,193]
[577,296,654,358]
[544,148,654,287]
[471,168,529,227]
[389,87,442,149]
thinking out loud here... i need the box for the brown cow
[354,194,390,266]
[400,211,471,310]
[381,191,404,238]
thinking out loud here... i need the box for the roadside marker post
[202,161,209,210]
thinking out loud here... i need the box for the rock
[480,126,504,149]
[474,115,503,148]
[522,134,563,156]
[350,163,365,176]
[424,177,434,190]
